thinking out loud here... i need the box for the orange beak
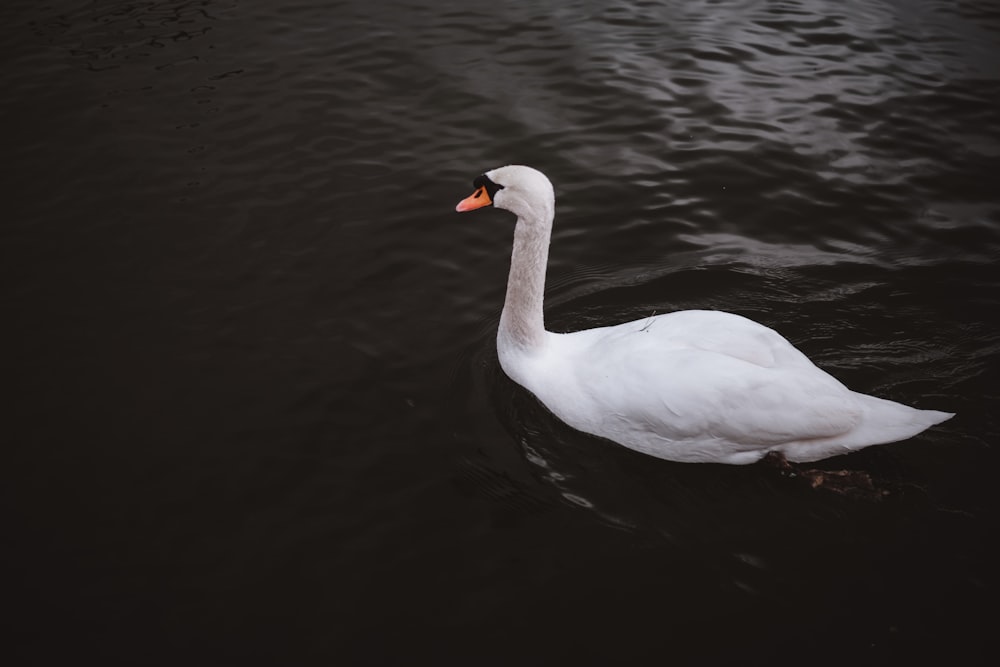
[456,186,492,212]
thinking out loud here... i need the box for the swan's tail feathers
[922,408,956,427]
[850,392,954,448]
[784,394,954,463]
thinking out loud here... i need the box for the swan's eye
[457,172,506,212]
[473,173,504,200]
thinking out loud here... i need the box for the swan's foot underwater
[761,451,889,501]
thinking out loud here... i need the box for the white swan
[456,165,954,464]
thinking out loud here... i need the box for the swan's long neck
[499,204,553,354]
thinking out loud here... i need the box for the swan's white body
[457,165,953,464]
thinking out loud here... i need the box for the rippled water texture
[5,0,999,665]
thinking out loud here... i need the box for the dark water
[5,0,999,664]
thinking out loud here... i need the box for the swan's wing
[582,348,860,447]
[560,317,861,448]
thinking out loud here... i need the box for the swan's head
[455,165,554,223]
